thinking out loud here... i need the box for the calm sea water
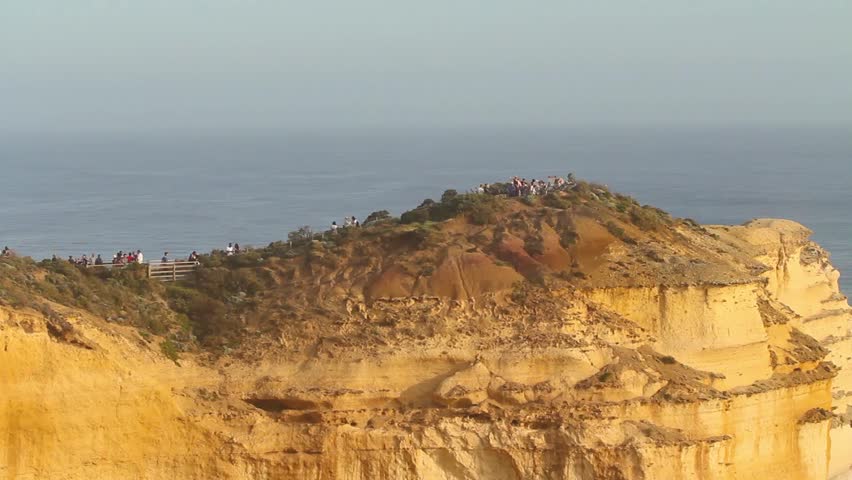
[1,127,850,289]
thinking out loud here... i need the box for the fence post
[172,263,177,282]
[147,263,152,279]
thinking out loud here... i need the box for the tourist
[188,251,199,262]
[95,254,103,265]
[81,254,89,266]
[226,243,234,256]
[136,250,144,264]
[1,246,10,257]
[234,243,241,254]
[161,252,169,263]
[331,221,338,232]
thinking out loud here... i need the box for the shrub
[559,229,578,248]
[400,207,430,224]
[160,339,181,364]
[605,221,637,245]
[629,206,667,231]
[186,296,231,344]
[458,194,502,225]
[524,235,545,256]
[364,210,392,225]
[440,189,458,203]
[520,195,537,206]
[402,192,503,225]
[542,192,571,210]
[225,250,264,268]
[468,205,493,225]
[486,183,510,195]
[261,241,291,259]
[287,226,313,243]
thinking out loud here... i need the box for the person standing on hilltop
[188,251,199,262]
[161,252,169,263]
[95,254,103,265]
[136,250,144,264]
[331,221,338,233]
[226,242,234,256]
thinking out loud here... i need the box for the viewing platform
[87,261,200,282]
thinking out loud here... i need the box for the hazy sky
[2,1,851,133]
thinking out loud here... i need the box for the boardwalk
[87,261,199,282]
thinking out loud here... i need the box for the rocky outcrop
[2,189,850,479]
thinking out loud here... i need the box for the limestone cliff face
[0,306,230,479]
[2,194,851,480]
[709,220,852,480]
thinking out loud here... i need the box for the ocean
[1,127,850,289]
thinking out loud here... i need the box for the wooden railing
[87,261,200,281]
[147,261,200,282]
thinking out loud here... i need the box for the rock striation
[1,186,850,479]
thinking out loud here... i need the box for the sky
[2,1,851,133]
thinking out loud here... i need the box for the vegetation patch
[400,191,504,226]
[542,192,572,210]
[605,221,637,245]
[160,339,181,364]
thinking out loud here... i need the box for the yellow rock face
[1,216,850,479]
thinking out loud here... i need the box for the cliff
[1,184,850,479]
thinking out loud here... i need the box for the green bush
[485,183,510,195]
[364,210,392,225]
[467,202,497,225]
[629,206,668,231]
[400,207,431,224]
[225,250,264,268]
[605,221,637,245]
[402,192,504,225]
[542,192,571,210]
[559,229,578,248]
[287,226,313,244]
[160,339,181,364]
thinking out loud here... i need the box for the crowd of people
[475,174,576,197]
[331,215,360,232]
[55,248,205,267]
[2,238,237,271]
